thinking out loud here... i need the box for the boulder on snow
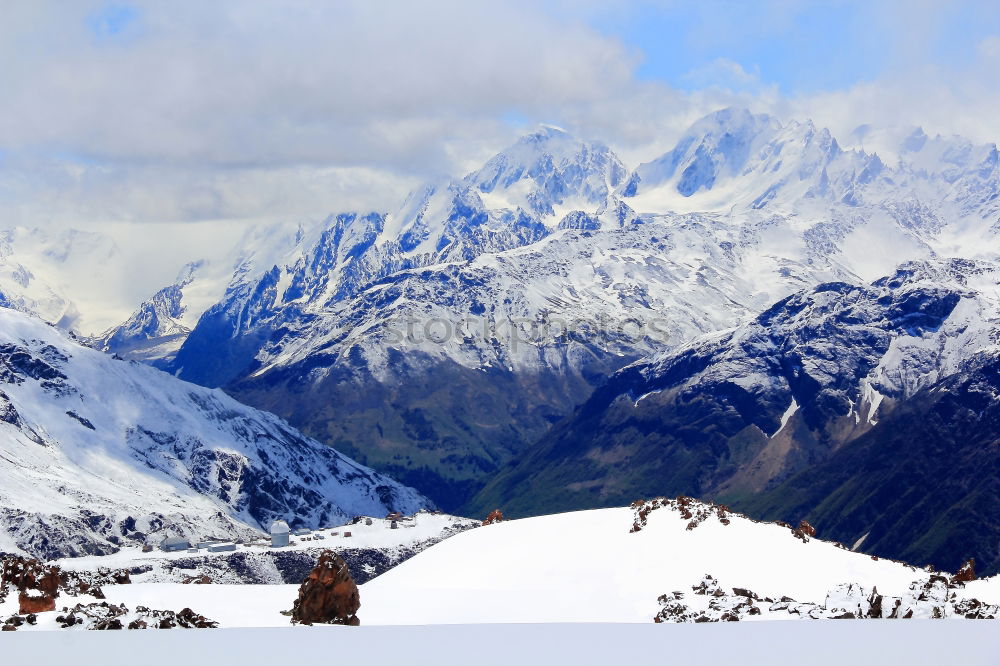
[791,520,817,542]
[290,550,360,626]
[482,509,504,525]
[19,590,56,614]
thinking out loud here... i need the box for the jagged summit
[464,123,627,219]
[621,106,890,210]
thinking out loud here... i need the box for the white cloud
[786,46,1000,155]
[0,0,659,225]
[680,59,767,93]
[1,0,999,234]
[0,1,639,170]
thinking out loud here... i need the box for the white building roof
[270,520,290,534]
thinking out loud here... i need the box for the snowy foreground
[18,503,1000,625]
[4,622,1000,666]
[5,502,1000,663]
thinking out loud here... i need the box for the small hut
[270,520,290,548]
[160,536,190,552]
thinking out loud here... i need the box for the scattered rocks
[631,496,734,533]
[0,554,130,612]
[52,601,217,630]
[654,573,999,623]
[290,550,360,626]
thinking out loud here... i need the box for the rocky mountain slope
[0,307,429,560]
[468,258,1000,572]
[742,352,1000,575]
[112,109,999,511]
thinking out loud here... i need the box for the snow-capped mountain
[623,108,1000,228]
[469,258,1000,571]
[622,108,885,210]
[97,218,336,365]
[118,109,999,512]
[0,307,429,560]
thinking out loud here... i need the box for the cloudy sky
[2,0,1000,232]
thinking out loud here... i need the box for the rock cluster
[629,496,829,548]
[0,554,131,615]
[630,496,732,533]
[290,550,360,626]
[654,573,1000,623]
[791,520,817,543]
[2,601,217,631]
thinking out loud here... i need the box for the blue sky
[565,1,1000,94]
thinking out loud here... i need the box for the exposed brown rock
[791,520,817,543]
[290,550,360,626]
[951,558,976,584]
[482,509,504,526]
[1,556,60,600]
[1,554,129,609]
[175,607,218,628]
[18,590,56,614]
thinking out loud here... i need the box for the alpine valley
[3,107,1000,577]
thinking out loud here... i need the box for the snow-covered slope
[10,498,992,629]
[357,500,1000,624]
[54,512,478,585]
[4,497,999,654]
[0,307,429,559]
